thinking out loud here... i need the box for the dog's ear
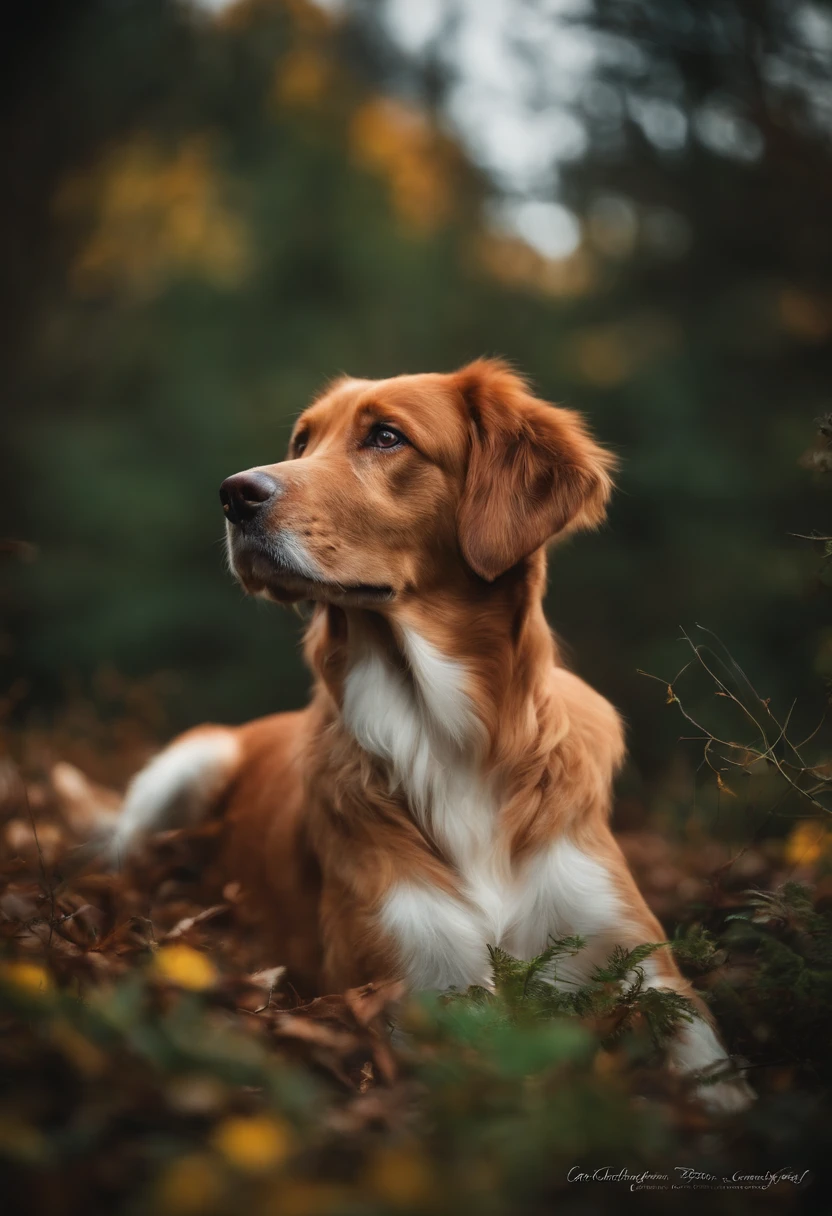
[453,359,616,582]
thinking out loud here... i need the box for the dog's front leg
[512,828,754,1114]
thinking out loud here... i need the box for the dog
[111,358,752,1111]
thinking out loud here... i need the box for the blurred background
[2,0,831,827]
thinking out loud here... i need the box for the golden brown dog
[112,358,751,1111]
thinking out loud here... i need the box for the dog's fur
[112,359,752,1111]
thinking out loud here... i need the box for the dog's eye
[293,431,309,457]
[366,425,407,450]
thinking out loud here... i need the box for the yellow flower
[157,1153,225,1214]
[153,945,218,992]
[1,961,52,996]
[212,1114,292,1173]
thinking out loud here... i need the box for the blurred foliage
[2,804,831,1216]
[1,0,830,818]
[554,0,832,780]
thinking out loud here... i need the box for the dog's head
[221,359,615,607]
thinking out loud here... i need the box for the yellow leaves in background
[154,944,219,991]
[570,324,633,387]
[212,1113,293,1172]
[56,135,250,299]
[213,0,332,34]
[567,313,680,387]
[474,232,595,299]
[785,820,832,868]
[1,960,52,997]
[779,289,832,344]
[275,47,332,107]
[350,99,452,234]
[280,0,336,36]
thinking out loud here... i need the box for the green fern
[449,936,696,1053]
[588,941,662,984]
[672,923,726,973]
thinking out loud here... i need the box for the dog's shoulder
[550,664,626,776]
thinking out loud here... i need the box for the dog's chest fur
[341,626,621,990]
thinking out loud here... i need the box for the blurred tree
[2,0,829,819]
[1,0,493,729]
[550,0,832,778]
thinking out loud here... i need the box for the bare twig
[642,626,832,818]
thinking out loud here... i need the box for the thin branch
[643,633,832,817]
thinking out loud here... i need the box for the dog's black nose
[219,471,278,525]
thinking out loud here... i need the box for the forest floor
[1,728,830,1215]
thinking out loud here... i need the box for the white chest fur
[342,625,623,989]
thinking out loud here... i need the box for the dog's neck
[302,552,578,866]
[305,551,558,768]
